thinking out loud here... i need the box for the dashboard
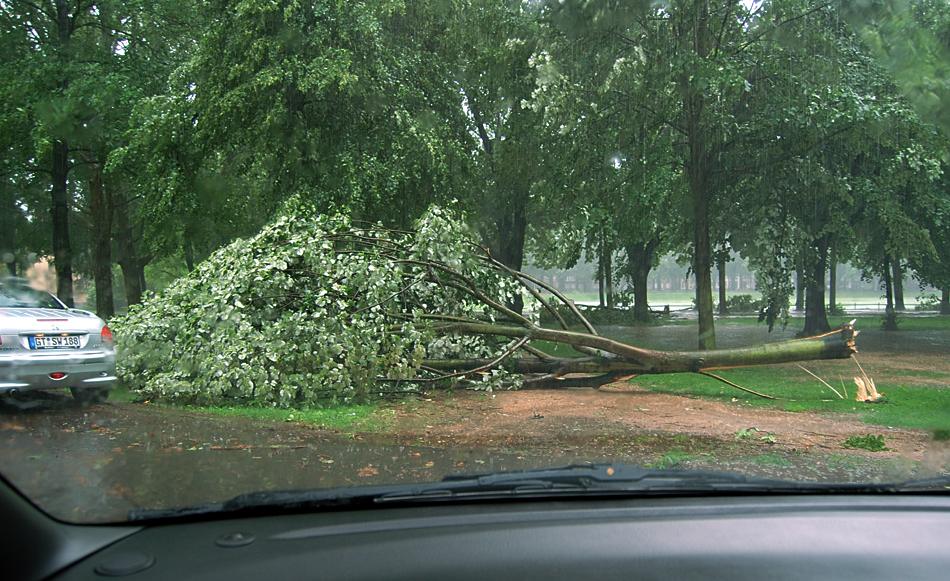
[5,478,949,581]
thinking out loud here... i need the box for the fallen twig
[796,364,844,399]
[698,371,777,400]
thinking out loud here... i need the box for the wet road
[0,397,582,523]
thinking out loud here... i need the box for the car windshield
[0,0,948,524]
[0,285,63,309]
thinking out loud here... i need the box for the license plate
[30,335,81,349]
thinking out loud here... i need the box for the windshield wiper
[127,463,947,521]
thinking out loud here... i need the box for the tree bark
[88,165,114,319]
[427,321,858,377]
[882,257,898,330]
[625,240,657,323]
[0,183,16,276]
[828,246,837,314]
[488,193,527,314]
[883,257,893,310]
[802,238,830,335]
[597,257,605,307]
[50,0,75,305]
[941,287,950,315]
[680,0,715,350]
[604,244,614,309]
[51,138,74,307]
[717,253,727,315]
[184,239,196,272]
[794,265,804,311]
[892,259,905,311]
[114,193,146,305]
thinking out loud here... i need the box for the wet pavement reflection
[0,393,591,523]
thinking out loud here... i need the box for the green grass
[181,403,383,431]
[828,314,950,332]
[630,367,950,432]
[109,383,385,431]
[647,449,694,469]
[108,385,137,403]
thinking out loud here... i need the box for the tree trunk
[597,257,605,307]
[489,193,527,314]
[882,257,898,330]
[828,246,837,314]
[0,183,16,275]
[802,238,830,335]
[794,265,804,311]
[50,1,74,305]
[625,240,657,323]
[604,245,614,309]
[88,165,114,319]
[883,257,893,310]
[679,0,715,350]
[691,205,715,349]
[892,259,905,311]
[429,321,858,377]
[717,253,727,315]
[941,287,950,315]
[114,193,145,305]
[119,260,145,307]
[51,138,74,307]
[184,239,196,272]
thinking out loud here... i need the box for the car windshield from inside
[0,0,947,525]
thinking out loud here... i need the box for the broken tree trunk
[330,224,861,397]
[422,321,858,382]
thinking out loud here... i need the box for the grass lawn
[657,314,950,331]
[109,385,383,431]
[535,316,950,433]
[181,403,383,431]
[629,366,950,432]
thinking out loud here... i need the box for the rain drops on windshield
[0,0,947,523]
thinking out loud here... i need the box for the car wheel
[70,387,110,404]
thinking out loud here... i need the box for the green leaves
[113,205,522,406]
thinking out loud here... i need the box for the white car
[0,279,116,403]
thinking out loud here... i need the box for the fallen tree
[115,204,858,406]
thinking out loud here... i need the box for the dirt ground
[382,386,928,457]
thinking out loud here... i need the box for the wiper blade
[126,463,917,522]
[892,475,950,492]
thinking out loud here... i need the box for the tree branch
[420,337,529,383]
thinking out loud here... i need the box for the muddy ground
[1,322,947,523]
